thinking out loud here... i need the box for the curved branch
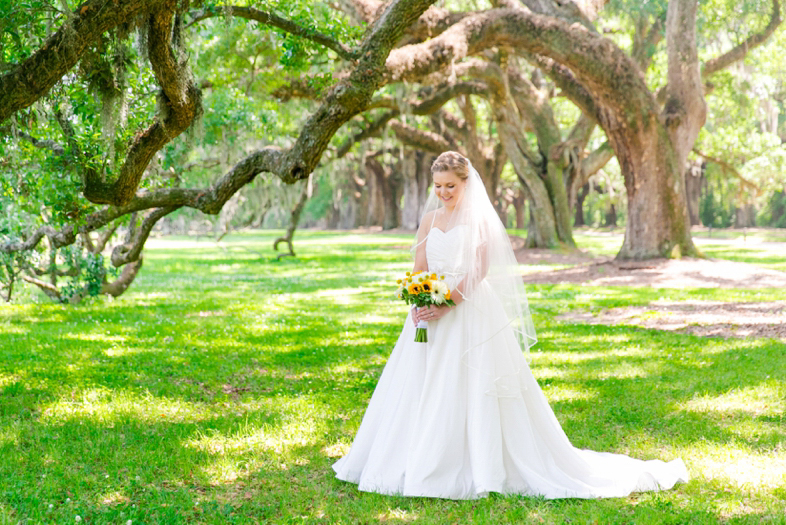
[367,80,487,114]
[84,3,202,206]
[336,110,400,158]
[336,79,488,158]
[0,0,159,123]
[389,119,451,154]
[275,0,437,183]
[385,8,651,126]
[111,207,177,266]
[693,148,761,194]
[702,0,781,79]
[582,141,614,178]
[0,126,65,155]
[187,5,360,61]
[102,259,144,297]
[0,147,283,255]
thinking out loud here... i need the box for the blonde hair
[431,151,469,180]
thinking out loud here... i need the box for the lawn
[1,230,784,524]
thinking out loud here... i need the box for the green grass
[1,230,785,524]
[570,228,786,271]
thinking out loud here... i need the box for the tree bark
[574,183,589,227]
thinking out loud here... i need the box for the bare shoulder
[418,210,438,234]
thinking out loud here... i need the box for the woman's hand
[416,304,452,323]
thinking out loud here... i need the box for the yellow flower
[445,290,451,301]
[421,281,432,293]
[407,283,422,295]
[430,273,437,279]
[440,275,445,280]
[396,279,402,284]
[406,271,411,276]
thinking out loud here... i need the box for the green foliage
[758,190,786,227]
[57,248,117,302]
[1,231,785,522]
[699,185,733,228]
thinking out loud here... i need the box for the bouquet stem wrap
[415,319,428,343]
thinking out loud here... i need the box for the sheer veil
[411,157,537,397]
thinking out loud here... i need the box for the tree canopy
[1,0,784,302]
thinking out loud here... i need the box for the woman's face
[433,170,467,211]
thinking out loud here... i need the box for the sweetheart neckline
[429,225,464,236]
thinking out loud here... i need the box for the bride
[332,151,689,500]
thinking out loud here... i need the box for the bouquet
[395,271,456,342]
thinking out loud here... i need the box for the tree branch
[0,0,160,123]
[83,2,202,206]
[275,0,437,183]
[336,110,400,158]
[101,259,144,297]
[110,207,177,266]
[389,119,451,154]
[693,148,761,194]
[702,0,781,79]
[187,5,361,61]
[0,126,65,155]
[632,12,665,71]
[0,147,283,256]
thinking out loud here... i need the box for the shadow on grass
[2,233,784,523]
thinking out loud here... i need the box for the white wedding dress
[332,226,689,500]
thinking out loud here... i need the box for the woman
[332,151,689,500]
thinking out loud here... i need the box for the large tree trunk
[383,168,402,230]
[512,188,527,230]
[613,125,696,258]
[616,0,703,259]
[400,150,421,230]
[684,162,704,226]
[574,183,589,227]
[487,78,560,247]
[604,203,618,228]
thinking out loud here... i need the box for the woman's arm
[419,224,490,320]
[412,211,434,274]
[410,212,436,325]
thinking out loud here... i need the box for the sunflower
[407,282,422,295]
[421,281,432,293]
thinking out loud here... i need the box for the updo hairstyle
[431,151,470,180]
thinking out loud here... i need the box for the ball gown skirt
[332,227,689,500]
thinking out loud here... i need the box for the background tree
[2,0,784,303]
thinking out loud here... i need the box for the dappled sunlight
[0,373,22,388]
[313,287,368,305]
[39,388,222,425]
[185,397,332,485]
[540,384,598,404]
[690,445,786,489]
[538,347,659,363]
[377,507,421,522]
[0,425,20,447]
[99,491,130,505]
[594,362,654,380]
[322,442,350,458]
[64,333,129,344]
[329,354,388,376]
[678,381,785,417]
[0,323,25,335]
